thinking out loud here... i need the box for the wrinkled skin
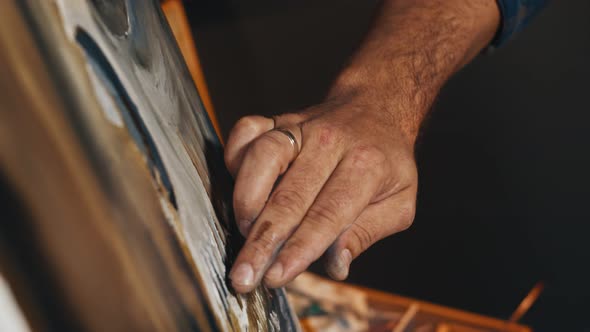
[225,93,417,293]
[225,0,500,293]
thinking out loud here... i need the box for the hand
[225,92,418,293]
[224,0,500,294]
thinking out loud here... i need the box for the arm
[225,0,500,293]
[328,0,500,144]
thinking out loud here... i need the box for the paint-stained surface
[0,0,297,330]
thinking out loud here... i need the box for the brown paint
[252,220,273,243]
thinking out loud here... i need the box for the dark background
[185,0,590,330]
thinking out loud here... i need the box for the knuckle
[349,145,387,171]
[235,115,264,133]
[313,123,342,147]
[305,202,340,229]
[257,133,284,151]
[269,189,306,214]
[250,135,282,162]
[397,201,416,231]
[249,229,283,253]
[248,239,273,257]
[350,223,375,251]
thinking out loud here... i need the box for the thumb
[323,188,416,280]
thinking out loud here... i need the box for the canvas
[0,1,298,331]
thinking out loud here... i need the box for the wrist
[326,0,500,144]
[327,62,434,145]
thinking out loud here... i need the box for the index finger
[263,147,386,288]
[229,132,342,292]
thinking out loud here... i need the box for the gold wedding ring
[272,128,300,161]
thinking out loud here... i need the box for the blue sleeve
[492,0,549,47]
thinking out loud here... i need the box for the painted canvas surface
[0,1,297,331]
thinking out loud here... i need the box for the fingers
[228,133,342,293]
[232,124,303,235]
[324,187,416,281]
[261,146,387,288]
[224,116,274,177]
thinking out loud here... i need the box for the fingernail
[340,249,352,268]
[237,219,253,237]
[231,263,254,287]
[265,262,284,283]
[337,249,352,274]
[328,249,352,280]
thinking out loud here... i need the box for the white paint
[85,62,124,127]
[0,274,32,332]
[52,1,256,330]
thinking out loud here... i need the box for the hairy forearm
[329,0,500,143]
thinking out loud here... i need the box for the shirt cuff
[491,0,549,48]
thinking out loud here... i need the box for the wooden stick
[392,302,419,332]
[161,0,224,142]
[509,281,544,323]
